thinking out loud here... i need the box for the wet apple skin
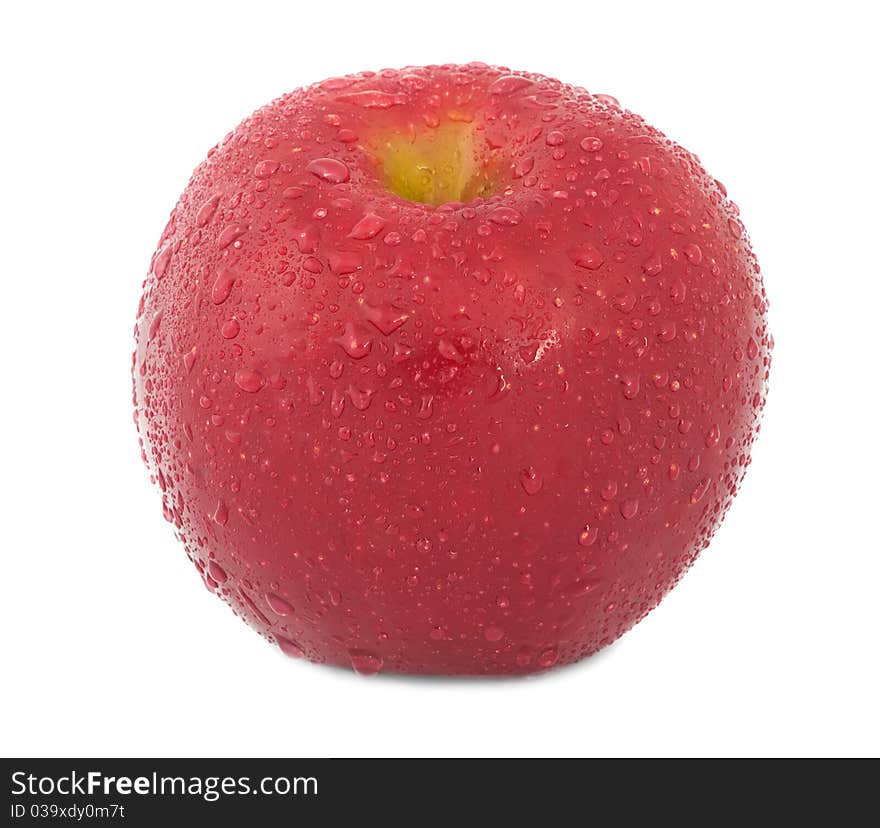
[133,64,771,675]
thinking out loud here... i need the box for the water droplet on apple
[621,373,640,400]
[147,310,162,342]
[348,213,386,239]
[417,394,434,419]
[349,650,384,676]
[658,321,676,342]
[217,223,246,249]
[578,525,598,547]
[254,159,280,179]
[484,625,505,642]
[594,93,620,107]
[277,636,305,658]
[328,251,363,275]
[570,244,604,270]
[213,501,228,526]
[207,560,227,582]
[438,338,464,362]
[520,466,544,495]
[306,157,350,184]
[683,243,703,265]
[564,577,600,599]
[153,245,172,280]
[347,384,375,411]
[234,368,265,393]
[580,136,603,152]
[670,279,687,305]
[336,89,405,108]
[487,206,522,225]
[363,302,408,335]
[196,194,221,227]
[212,268,237,304]
[488,75,533,96]
[642,251,662,276]
[266,593,295,616]
[691,478,711,503]
[515,647,533,667]
[334,322,372,358]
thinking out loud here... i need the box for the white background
[2,1,877,758]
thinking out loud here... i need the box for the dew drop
[207,560,227,582]
[416,394,434,419]
[328,251,362,275]
[306,375,324,405]
[213,501,228,526]
[564,577,600,598]
[670,280,687,305]
[642,251,662,276]
[438,338,464,362]
[348,213,386,240]
[147,310,162,342]
[578,525,598,547]
[266,593,295,616]
[705,424,721,447]
[595,93,620,107]
[349,650,384,676]
[234,368,265,393]
[254,159,280,179]
[691,478,711,504]
[658,321,676,343]
[487,206,523,225]
[363,302,408,335]
[621,373,640,400]
[580,136,603,152]
[484,625,505,642]
[613,291,637,313]
[520,466,544,495]
[306,157,350,184]
[211,268,237,304]
[570,244,604,270]
[196,194,221,227]
[488,75,533,96]
[217,223,246,249]
[346,384,375,411]
[334,322,372,358]
[747,337,759,359]
[337,90,405,108]
[683,243,703,265]
[277,636,305,658]
[153,245,172,280]
[515,647,533,667]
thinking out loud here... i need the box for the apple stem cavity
[369,121,501,205]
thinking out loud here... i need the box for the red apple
[133,64,771,675]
